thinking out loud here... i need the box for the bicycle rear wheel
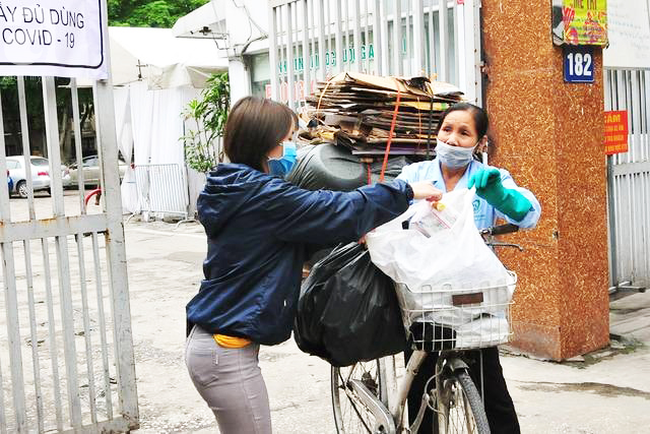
[331,360,383,434]
[436,371,490,434]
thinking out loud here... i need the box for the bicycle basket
[395,271,517,351]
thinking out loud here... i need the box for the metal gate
[0,33,138,434]
[268,0,482,109]
[604,67,650,293]
[133,163,191,222]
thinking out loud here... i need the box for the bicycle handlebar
[481,223,520,237]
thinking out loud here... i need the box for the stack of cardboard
[300,72,464,157]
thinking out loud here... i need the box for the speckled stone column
[481,1,610,360]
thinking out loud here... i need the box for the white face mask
[436,139,477,169]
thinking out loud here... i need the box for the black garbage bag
[294,242,408,367]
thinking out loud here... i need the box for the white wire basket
[394,271,517,351]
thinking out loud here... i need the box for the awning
[108,27,228,89]
[172,0,228,40]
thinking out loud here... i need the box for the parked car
[7,156,51,198]
[6,156,70,198]
[67,155,128,187]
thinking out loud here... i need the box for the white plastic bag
[366,188,513,326]
[455,315,510,349]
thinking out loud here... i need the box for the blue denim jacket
[187,163,412,345]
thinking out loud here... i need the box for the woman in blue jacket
[398,102,541,433]
[185,96,442,434]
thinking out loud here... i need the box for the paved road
[4,193,650,433]
[125,220,650,434]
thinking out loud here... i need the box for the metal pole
[286,2,296,109]
[71,79,87,213]
[374,0,384,75]
[354,0,362,72]
[303,0,311,101]
[269,6,279,100]
[335,0,343,74]
[413,0,425,75]
[439,0,448,82]
[318,0,327,80]
[17,77,36,216]
[94,0,139,425]
[0,81,27,434]
[394,0,403,75]
[43,76,84,429]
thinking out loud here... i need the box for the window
[249,52,271,98]
[83,157,98,167]
[31,158,49,167]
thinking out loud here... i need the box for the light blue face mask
[436,139,477,169]
[268,141,297,177]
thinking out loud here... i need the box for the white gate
[604,67,650,293]
[0,22,138,434]
[268,0,482,109]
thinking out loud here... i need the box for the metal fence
[133,163,191,222]
[268,0,482,109]
[604,67,650,292]
[0,75,138,432]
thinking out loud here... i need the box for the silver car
[6,156,52,198]
[67,155,127,187]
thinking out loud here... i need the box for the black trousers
[406,346,520,434]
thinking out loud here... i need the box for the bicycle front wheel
[331,361,383,434]
[436,371,490,434]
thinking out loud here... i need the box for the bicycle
[331,224,521,434]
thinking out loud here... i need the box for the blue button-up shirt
[397,158,541,230]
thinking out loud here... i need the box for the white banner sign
[604,0,650,69]
[0,0,108,79]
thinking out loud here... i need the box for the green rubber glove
[468,167,533,222]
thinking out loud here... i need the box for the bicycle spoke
[343,387,374,433]
[462,391,475,432]
[332,361,382,434]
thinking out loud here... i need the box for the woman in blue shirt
[185,96,442,434]
[397,102,541,433]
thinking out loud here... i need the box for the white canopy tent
[171,0,228,40]
[107,27,228,217]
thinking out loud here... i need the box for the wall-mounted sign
[277,44,376,75]
[552,0,608,46]
[0,0,108,79]
[564,45,595,82]
[604,110,628,155]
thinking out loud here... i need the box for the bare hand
[410,181,443,202]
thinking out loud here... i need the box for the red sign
[604,110,629,155]
[265,80,317,103]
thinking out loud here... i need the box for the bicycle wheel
[435,371,490,434]
[331,360,383,433]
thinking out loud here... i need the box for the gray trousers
[185,326,272,434]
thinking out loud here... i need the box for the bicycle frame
[343,350,425,433]
[342,350,436,433]
[342,349,478,433]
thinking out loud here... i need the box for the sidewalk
[503,289,650,433]
[124,220,650,433]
